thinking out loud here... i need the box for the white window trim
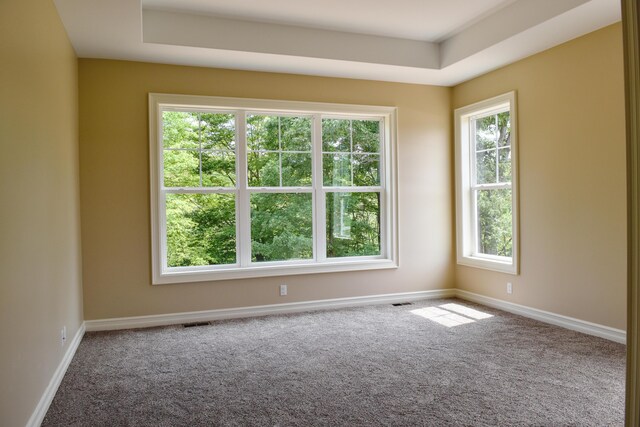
[454,91,519,275]
[149,93,399,285]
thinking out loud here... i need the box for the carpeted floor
[43,298,625,426]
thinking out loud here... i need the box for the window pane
[282,153,312,187]
[498,147,511,183]
[475,115,497,151]
[352,120,380,153]
[497,111,511,147]
[163,111,199,149]
[353,154,380,186]
[476,149,497,185]
[164,149,200,187]
[322,119,351,152]
[251,193,313,262]
[476,189,512,257]
[166,193,236,267]
[201,151,236,187]
[281,117,312,151]
[247,115,279,151]
[326,192,380,258]
[200,113,235,150]
[323,153,351,186]
[247,151,280,187]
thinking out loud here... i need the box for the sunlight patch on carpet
[410,306,475,327]
[439,303,493,320]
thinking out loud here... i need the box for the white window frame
[149,93,399,284]
[454,91,519,274]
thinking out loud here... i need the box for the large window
[150,94,398,284]
[454,92,519,274]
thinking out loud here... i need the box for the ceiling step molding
[54,0,620,85]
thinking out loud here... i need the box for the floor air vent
[183,321,211,328]
[392,302,413,306]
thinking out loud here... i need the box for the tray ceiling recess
[54,0,620,85]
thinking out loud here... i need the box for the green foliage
[477,189,513,257]
[323,153,351,186]
[166,193,236,267]
[251,193,313,262]
[352,120,380,153]
[326,192,380,257]
[163,111,237,267]
[247,115,312,187]
[474,111,513,257]
[282,153,312,186]
[322,119,380,187]
[164,149,200,187]
[163,111,236,188]
[201,151,236,187]
[322,119,351,152]
[163,111,199,149]
[163,111,383,267]
[353,154,379,186]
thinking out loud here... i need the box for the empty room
[3,0,640,425]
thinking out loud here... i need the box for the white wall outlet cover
[279,284,287,296]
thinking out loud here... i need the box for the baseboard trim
[26,322,85,427]
[455,290,626,344]
[84,288,625,344]
[23,288,623,426]
[85,289,456,332]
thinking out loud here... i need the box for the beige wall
[0,1,83,426]
[0,7,626,424]
[452,23,627,330]
[78,60,454,320]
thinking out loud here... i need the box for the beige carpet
[43,298,625,426]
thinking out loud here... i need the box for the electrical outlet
[61,326,67,346]
[507,282,513,294]
[279,284,287,296]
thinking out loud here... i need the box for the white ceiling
[53,0,621,86]
[142,0,517,42]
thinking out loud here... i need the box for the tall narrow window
[247,115,314,262]
[149,94,398,284]
[455,92,518,274]
[323,118,382,258]
[162,111,237,268]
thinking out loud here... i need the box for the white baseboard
[84,288,625,344]
[24,288,624,427]
[455,289,626,344]
[27,289,626,427]
[26,322,85,427]
[85,289,456,332]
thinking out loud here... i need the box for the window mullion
[469,119,480,255]
[349,120,354,187]
[378,118,387,257]
[237,111,251,267]
[471,183,511,191]
[313,114,326,262]
[278,117,283,187]
[470,188,479,255]
[495,114,499,184]
[470,119,478,187]
[198,112,203,187]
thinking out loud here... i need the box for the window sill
[457,255,518,275]
[152,258,398,285]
